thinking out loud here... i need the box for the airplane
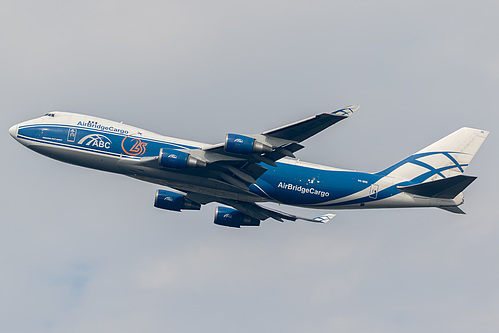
[9,106,489,228]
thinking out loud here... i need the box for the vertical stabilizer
[378,127,489,182]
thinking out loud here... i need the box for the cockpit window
[44,113,55,117]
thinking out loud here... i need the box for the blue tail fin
[378,127,489,183]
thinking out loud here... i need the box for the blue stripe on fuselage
[17,124,199,159]
[20,124,389,206]
[18,124,408,207]
[251,162,381,206]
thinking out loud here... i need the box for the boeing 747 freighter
[9,106,488,227]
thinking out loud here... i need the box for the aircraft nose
[9,124,18,138]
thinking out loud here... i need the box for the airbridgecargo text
[77,121,129,135]
[277,182,330,197]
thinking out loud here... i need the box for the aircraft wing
[186,192,335,223]
[135,105,357,195]
[127,106,355,225]
[219,200,336,223]
[202,104,356,159]
[261,105,359,142]
[189,105,358,188]
[204,105,358,157]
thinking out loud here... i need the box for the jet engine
[158,148,206,169]
[224,134,272,155]
[154,190,201,211]
[213,206,260,228]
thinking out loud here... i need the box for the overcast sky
[2,1,498,332]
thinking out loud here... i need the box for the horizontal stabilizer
[397,175,477,199]
[439,206,466,214]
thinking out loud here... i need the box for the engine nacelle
[159,148,206,169]
[213,206,260,228]
[154,190,201,211]
[224,134,272,155]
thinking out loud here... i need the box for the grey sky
[2,1,498,332]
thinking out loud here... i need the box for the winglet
[312,213,336,223]
[331,105,359,117]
